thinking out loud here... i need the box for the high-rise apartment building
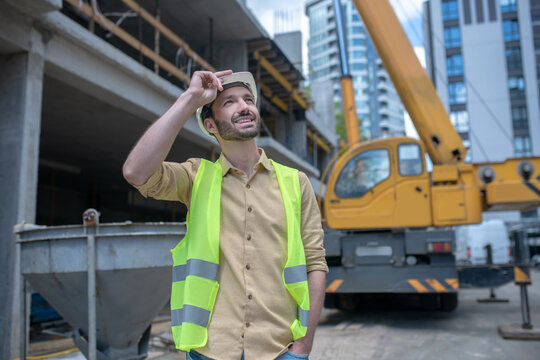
[424,0,540,218]
[305,0,405,139]
[424,0,540,161]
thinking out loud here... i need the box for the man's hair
[200,105,216,138]
[201,104,214,121]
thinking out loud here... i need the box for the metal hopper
[15,221,186,360]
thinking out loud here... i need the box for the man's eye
[245,98,254,103]
[224,100,232,106]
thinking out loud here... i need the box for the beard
[214,111,261,141]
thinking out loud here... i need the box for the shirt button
[248,294,253,300]
[247,235,251,241]
[247,207,252,212]
[246,322,250,327]
[241,333,244,338]
[246,264,251,270]
[246,184,251,189]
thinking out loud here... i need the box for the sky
[245,0,426,138]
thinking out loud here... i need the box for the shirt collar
[217,148,273,177]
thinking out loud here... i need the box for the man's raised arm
[122,70,232,186]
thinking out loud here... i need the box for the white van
[455,220,512,265]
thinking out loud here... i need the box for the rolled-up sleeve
[133,159,201,205]
[299,172,328,273]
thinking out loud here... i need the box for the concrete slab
[5,0,61,17]
[498,324,540,341]
[310,269,540,359]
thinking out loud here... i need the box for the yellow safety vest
[170,159,310,351]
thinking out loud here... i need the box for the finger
[201,73,217,89]
[215,78,224,91]
[208,73,224,91]
[214,69,233,77]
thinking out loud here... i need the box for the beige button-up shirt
[135,149,327,360]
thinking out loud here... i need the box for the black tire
[441,293,458,312]
[420,293,439,310]
[324,293,339,309]
[337,294,359,310]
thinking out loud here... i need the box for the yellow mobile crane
[323,0,540,310]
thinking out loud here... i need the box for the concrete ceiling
[140,0,267,45]
[40,75,210,176]
[0,37,24,54]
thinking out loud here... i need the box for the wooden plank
[119,0,214,71]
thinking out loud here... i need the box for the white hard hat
[196,72,258,137]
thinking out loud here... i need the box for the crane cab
[324,136,486,230]
[324,136,433,230]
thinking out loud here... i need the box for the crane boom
[351,0,467,165]
[333,0,361,145]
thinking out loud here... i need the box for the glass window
[311,43,329,56]
[351,62,365,71]
[446,54,463,76]
[508,76,525,98]
[514,136,532,156]
[312,68,330,79]
[500,0,517,13]
[512,106,529,130]
[309,33,326,45]
[463,0,472,24]
[505,47,522,71]
[450,111,470,132]
[442,0,459,20]
[444,27,461,48]
[335,149,390,198]
[503,19,520,41]
[521,209,538,219]
[352,50,366,58]
[351,26,364,34]
[349,38,365,46]
[448,82,467,104]
[312,55,330,68]
[488,0,497,21]
[398,144,423,176]
[352,13,360,22]
[463,139,472,163]
[475,0,485,23]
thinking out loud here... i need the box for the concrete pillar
[275,115,287,144]
[208,40,248,72]
[292,120,307,159]
[0,44,44,358]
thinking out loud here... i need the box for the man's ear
[203,117,218,136]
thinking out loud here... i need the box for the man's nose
[238,98,250,112]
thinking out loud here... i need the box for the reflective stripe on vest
[170,158,310,351]
[284,264,308,284]
[172,259,219,282]
[171,305,211,328]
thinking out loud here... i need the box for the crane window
[398,144,423,176]
[335,149,390,198]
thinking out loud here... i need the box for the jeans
[186,350,309,360]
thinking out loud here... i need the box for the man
[123,70,327,360]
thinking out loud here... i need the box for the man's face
[205,86,260,141]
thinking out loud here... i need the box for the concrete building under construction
[0,0,337,358]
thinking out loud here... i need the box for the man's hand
[123,69,232,186]
[288,337,310,355]
[185,70,233,109]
